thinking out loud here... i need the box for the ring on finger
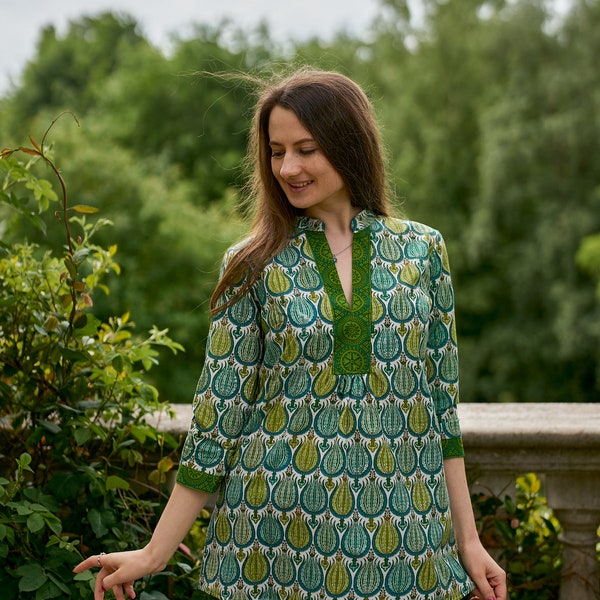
[97,552,106,568]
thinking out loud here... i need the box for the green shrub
[472,472,563,600]
[0,119,208,599]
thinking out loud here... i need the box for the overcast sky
[0,0,574,96]
[0,0,384,95]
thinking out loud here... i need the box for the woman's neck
[304,205,361,236]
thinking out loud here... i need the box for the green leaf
[72,248,91,263]
[73,427,92,445]
[27,512,45,533]
[73,571,95,582]
[17,453,33,469]
[105,475,130,491]
[17,563,47,592]
[44,514,62,536]
[87,508,108,538]
[111,354,124,372]
[63,257,77,279]
[46,571,71,595]
[11,502,33,516]
[72,313,101,337]
[72,204,99,214]
[38,420,61,434]
[58,347,89,362]
[73,312,88,329]
[34,579,62,600]
[130,425,149,444]
[29,503,52,512]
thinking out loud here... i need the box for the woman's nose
[279,153,301,177]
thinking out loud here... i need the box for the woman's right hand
[73,547,161,600]
[73,484,213,599]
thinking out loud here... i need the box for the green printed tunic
[177,210,475,600]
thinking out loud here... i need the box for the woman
[74,68,506,600]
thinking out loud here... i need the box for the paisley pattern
[177,211,474,599]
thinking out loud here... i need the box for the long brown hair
[210,68,393,315]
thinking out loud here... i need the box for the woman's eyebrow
[269,137,315,147]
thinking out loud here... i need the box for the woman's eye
[270,148,316,158]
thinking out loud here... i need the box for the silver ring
[97,552,106,568]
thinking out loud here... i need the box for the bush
[473,472,563,600]
[0,118,207,599]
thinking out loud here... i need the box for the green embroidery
[306,227,372,375]
[441,437,465,459]
[176,464,223,493]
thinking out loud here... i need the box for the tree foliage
[1,0,598,409]
[366,0,600,402]
[2,3,599,598]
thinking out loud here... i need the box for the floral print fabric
[177,210,473,599]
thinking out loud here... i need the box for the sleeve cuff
[441,436,465,459]
[175,464,223,493]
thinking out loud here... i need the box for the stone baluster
[546,473,600,600]
[459,402,600,600]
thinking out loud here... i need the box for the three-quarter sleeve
[176,251,263,493]
[426,231,464,459]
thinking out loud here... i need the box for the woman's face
[268,105,350,217]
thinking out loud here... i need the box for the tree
[3,2,599,405]
[93,23,260,204]
[363,0,600,402]
[463,0,600,402]
[4,13,149,129]
[1,16,256,404]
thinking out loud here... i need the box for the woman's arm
[444,457,507,600]
[73,483,212,600]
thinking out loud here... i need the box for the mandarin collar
[294,209,376,234]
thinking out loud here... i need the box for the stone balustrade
[458,403,600,600]
[157,402,600,600]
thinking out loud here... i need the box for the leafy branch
[0,122,191,599]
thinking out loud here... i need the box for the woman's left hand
[459,540,507,600]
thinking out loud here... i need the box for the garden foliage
[0,120,210,599]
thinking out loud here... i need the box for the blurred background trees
[2,0,599,405]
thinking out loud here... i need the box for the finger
[488,569,507,600]
[110,584,127,600]
[94,569,106,600]
[98,569,126,600]
[125,582,136,599]
[492,582,508,600]
[471,576,496,600]
[102,569,133,595]
[73,555,101,573]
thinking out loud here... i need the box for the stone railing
[459,403,600,600]
[157,402,600,600]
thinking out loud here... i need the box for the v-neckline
[304,227,373,374]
